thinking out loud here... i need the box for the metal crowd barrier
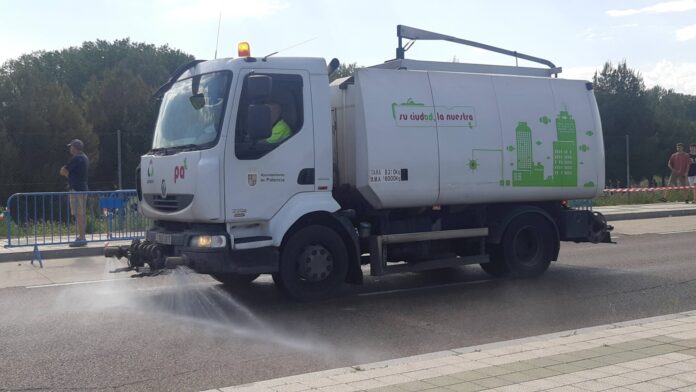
[4,190,150,248]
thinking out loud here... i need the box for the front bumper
[180,246,279,274]
[105,227,279,274]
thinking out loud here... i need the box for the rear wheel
[210,273,260,286]
[274,225,348,301]
[480,245,509,277]
[500,214,555,278]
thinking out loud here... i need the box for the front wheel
[274,225,348,301]
[500,214,556,278]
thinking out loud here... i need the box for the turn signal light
[238,42,251,57]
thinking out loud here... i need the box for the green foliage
[594,60,696,186]
[0,39,193,200]
[594,190,690,206]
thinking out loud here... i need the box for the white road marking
[656,229,696,235]
[358,279,493,297]
[25,278,131,289]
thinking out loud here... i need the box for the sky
[1,0,696,94]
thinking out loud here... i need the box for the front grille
[143,194,194,212]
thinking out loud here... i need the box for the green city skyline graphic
[511,111,581,187]
[467,110,594,188]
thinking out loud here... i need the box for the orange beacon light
[238,42,251,57]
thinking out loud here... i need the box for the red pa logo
[174,165,185,183]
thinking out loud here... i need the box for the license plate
[155,233,172,245]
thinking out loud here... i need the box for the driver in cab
[266,102,291,144]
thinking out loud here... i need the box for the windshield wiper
[173,144,202,152]
[148,147,171,155]
[148,144,204,156]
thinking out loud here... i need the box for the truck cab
[130,56,345,280]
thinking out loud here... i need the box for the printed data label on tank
[369,168,407,183]
[232,208,247,218]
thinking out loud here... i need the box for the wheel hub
[513,226,540,264]
[297,244,334,282]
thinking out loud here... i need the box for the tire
[500,214,555,278]
[480,244,510,277]
[210,273,260,286]
[275,225,349,301]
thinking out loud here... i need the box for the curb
[218,309,696,392]
[602,208,696,221]
[0,246,105,263]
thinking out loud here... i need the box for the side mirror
[327,58,340,77]
[247,75,272,101]
[247,104,272,140]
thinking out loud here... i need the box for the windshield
[152,71,232,150]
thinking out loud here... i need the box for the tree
[594,61,696,185]
[593,61,653,185]
[0,121,18,197]
[0,39,193,198]
[82,65,157,188]
[0,66,97,197]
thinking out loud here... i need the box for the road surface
[1,216,695,391]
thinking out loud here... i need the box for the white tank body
[331,68,605,210]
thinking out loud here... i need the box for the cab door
[224,69,315,223]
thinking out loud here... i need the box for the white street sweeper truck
[105,26,612,300]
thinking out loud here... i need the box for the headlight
[189,235,227,248]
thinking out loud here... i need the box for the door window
[235,73,304,160]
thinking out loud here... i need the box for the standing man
[59,139,89,247]
[661,143,691,202]
[688,144,696,203]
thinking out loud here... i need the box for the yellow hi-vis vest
[266,119,291,144]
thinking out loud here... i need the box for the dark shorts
[668,174,689,187]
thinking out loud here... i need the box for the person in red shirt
[661,143,691,202]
